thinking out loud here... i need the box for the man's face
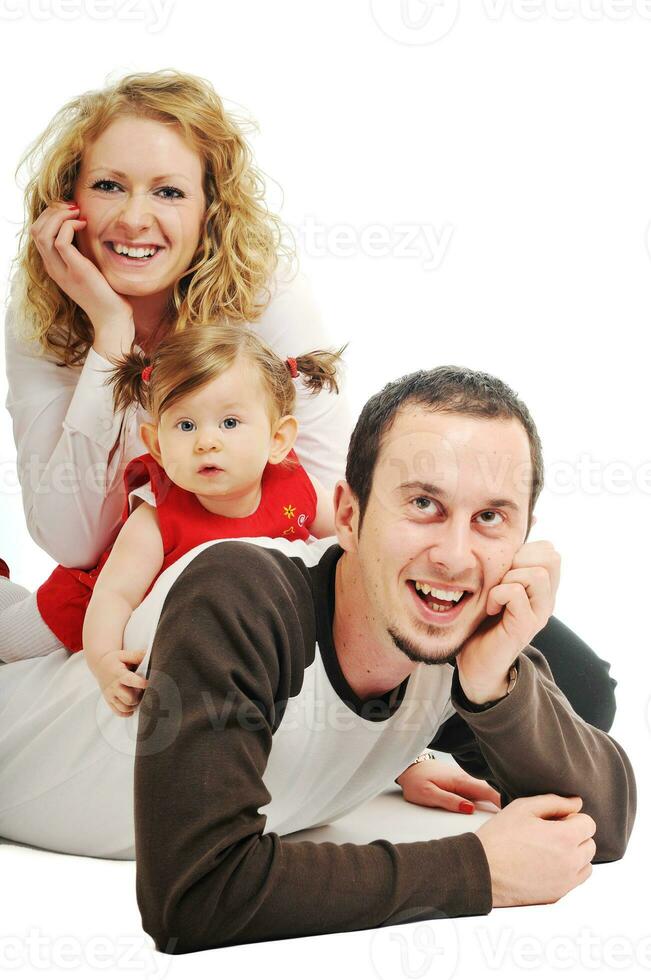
[341,406,533,665]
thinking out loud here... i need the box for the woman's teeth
[110,243,159,259]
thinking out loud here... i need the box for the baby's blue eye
[221,418,238,430]
[177,420,196,432]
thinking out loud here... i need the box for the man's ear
[140,422,163,466]
[268,414,299,464]
[333,480,360,553]
[523,512,537,543]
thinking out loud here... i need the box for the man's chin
[387,627,462,666]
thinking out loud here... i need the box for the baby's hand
[94,649,148,717]
[396,759,502,814]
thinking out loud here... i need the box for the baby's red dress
[36,449,317,653]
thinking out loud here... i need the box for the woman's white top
[4,265,352,568]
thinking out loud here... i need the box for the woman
[4,69,350,571]
[0,70,617,857]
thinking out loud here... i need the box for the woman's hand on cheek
[30,202,135,354]
[396,759,502,814]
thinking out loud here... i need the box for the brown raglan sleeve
[134,542,493,955]
[448,647,637,863]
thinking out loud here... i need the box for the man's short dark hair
[345,365,544,535]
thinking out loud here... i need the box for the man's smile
[406,579,475,624]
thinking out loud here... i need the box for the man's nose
[427,515,473,571]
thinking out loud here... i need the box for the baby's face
[153,358,278,511]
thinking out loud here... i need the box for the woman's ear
[268,414,299,464]
[140,422,163,465]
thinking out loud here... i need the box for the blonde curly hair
[11,68,295,366]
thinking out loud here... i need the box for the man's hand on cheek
[456,540,561,705]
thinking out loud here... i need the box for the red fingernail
[459,802,475,814]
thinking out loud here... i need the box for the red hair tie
[286,357,299,379]
[141,365,152,383]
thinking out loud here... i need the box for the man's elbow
[594,835,631,864]
[141,899,236,956]
[594,815,636,864]
[593,778,637,864]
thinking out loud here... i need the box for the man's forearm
[458,664,517,708]
[450,647,636,862]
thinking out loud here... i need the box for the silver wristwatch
[470,663,519,709]
[395,748,436,785]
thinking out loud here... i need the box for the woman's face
[73,115,206,300]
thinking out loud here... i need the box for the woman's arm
[4,292,130,568]
[254,264,353,491]
[83,500,164,679]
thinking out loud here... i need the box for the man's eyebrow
[397,481,447,497]
[397,481,521,512]
[87,168,191,183]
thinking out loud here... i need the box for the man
[132,365,636,953]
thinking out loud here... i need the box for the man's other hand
[474,794,596,907]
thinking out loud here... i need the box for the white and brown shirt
[129,536,636,954]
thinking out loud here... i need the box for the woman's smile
[102,240,166,267]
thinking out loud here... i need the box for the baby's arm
[83,501,164,715]
[305,472,336,538]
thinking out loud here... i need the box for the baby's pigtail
[294,344,347,395]
[103,347,153,414]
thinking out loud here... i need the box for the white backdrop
[0,2,649,978]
